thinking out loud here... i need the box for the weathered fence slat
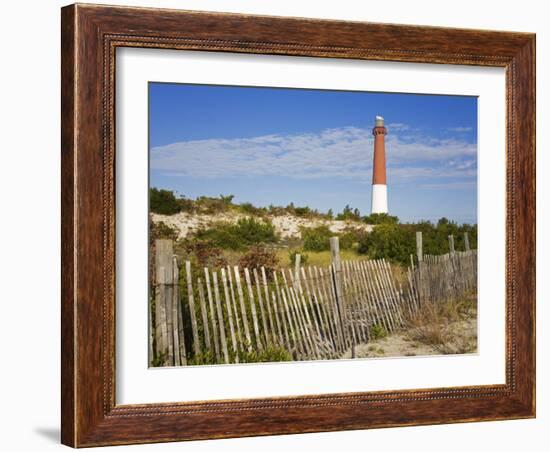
[204,268,220,360]
[172,257,183,366]
[212,271,229,364]
[227,266,242,348]
[244,267,262,350]
[185,260,201,357]
[197,277,211,353]
[253,268,270,347]
[233,266,252,353]
[221,268,238,361]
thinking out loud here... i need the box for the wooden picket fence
[150,232,477,366]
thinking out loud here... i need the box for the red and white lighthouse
[371,115,388,214]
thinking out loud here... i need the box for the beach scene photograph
[147,83,478,367]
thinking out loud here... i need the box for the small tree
[149,188,181,215]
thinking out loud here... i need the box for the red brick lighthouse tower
[371,115,388,214]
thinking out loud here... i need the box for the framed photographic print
[61,3,535,447]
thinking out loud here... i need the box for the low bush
[370,324,388,340]
[238,246,279,274]
[239,202,267,216]
[150,220,179,241]
[237,345,293,364]
[357,224,415,264]
[363,213,399,225]
[185,240,228,268]
[195,196,231,214]
[336,204,362,221]
[195,217,278,251]
[150,188,182,215]
[288,249,309,267]
[302,225,332,252]
[358,219,477,265]
[339,228,367,250]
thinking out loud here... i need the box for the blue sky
[149,83,478,224]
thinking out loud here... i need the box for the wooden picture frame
[61,3,535,447]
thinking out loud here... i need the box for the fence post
[416,231,423,263]
[415,232,424,305]
[172,256,185,366]
[155,239,174,366]
[294,253,301,290]
[464,232,470,251]
[448,234,455,254]
[185,260,201,357]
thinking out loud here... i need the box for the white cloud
[151,126,476,184]
[386,123,409,131]
[419,181,477,190]
[447,126,473,132]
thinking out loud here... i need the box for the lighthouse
[371,115,388,214]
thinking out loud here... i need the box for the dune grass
[275,248,363,268]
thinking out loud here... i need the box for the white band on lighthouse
[371,184,388,214]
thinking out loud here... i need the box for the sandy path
[341,315,477,359]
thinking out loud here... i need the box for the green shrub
[195,196,230,214]
[288,250,309,267]
[370,324,388,340]
[150,220,178,241]
[239,202,267,216]
[357,219,477,265]
[234,217,277,245]
[302,225,332,251]
[150,187,181,215]
[184,240,228,268]
[357,224,414,264]
[238,246,279,274]
[363,213,399,225]
[195,217,278,250]
[336,205,361,221]
[339,228,367,250]
[237,345,293,363]
[294,206,311,217]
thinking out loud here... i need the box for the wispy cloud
[151,125,476,186]
[419,181,477,190]
[447,126,473,132]
[386,123,409,131]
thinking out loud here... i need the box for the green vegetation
[363,213,399,225]
[301,226,365,253]
[149,188,182,215]
[150,188,476,270]
[237,345,293,364]
[150,220,178,241]
[302,225,332,252]
[277,249,358,267]
[336,204,362,221]
[238,246,279,275]
[370,324,388,340]
[339,228,367,250]
[288,249,309,266]
[150,188,356,220]
[357,219,477,265]
[195,217,278,251]
[357,224,414,264]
